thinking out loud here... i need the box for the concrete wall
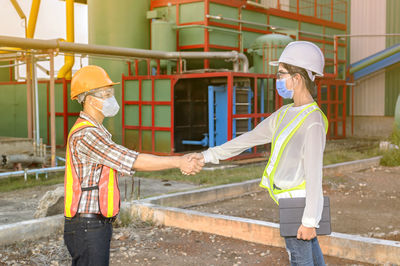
[352,70,386,116]
[346,115,394,138]
[350,0,387,121]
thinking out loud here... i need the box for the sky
[0,0,89,79]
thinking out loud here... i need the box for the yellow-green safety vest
[259,102,328,204]
[64,118,120,218]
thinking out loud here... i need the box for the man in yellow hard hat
[63,65,203,266]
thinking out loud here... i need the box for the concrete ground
[0,175,199,225]
[1,164,398,265]
[0,217,373,266]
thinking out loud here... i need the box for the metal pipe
[2,154,45,167]
[0,61,25,68]
[31,54,40,144]
[335,33,400,38]
[27,0,41,38]
[10,0,26,20]
[25,0,40,140]
[245,0,267,9]
[349,43,400,74]
[0,52,23,60]
[0,35,249,72]
[35,62,49,75]
[175,24,242,34]
[49,50,56,167]
[333,34,400,77]
[206,14,334,40]
[182,134,209,147]
[9,0,27,37]
[57,0,74,80]
[26,55,33,138]
[0,166,64,180]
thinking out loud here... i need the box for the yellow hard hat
[70,65,120,100]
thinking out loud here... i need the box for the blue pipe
[182,134,209,147]
[233,85,236,138]
[260,79,265,120]
[208,86,215,147]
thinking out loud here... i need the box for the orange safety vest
[64,118,120,218]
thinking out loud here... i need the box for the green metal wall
[0,62,10,82]
[386,0,400,48]
[385,64,400,116]
[153,1,346,73]
[241,8,268,50]
[384,0,400,116]
[0,81,81,146]
[290,0,346,23]
[124,79,171,153]
[209,3,238,49]
[0,83,28,137]
[88,0,150,144]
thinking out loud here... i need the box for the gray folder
[279,196,331,237]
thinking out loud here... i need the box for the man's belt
[75,213,115,223]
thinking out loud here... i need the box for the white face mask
[92,96,120,117]
[101,96,120,117]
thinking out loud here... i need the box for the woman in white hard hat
[190,41,328,265]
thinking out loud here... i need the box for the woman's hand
[297,224,316,240]
[179,153,204,175]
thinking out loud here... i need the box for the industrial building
[0,0,399,167]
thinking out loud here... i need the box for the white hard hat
[270,41,325,81]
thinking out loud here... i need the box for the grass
[0,138,385,192]
[135,163,266,187]
[323,147,382,165]
[0,172,64,193]
[380,127,400,166]
[380,149,400,166]
[114,210,155,228]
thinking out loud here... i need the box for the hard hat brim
[71,82,120,100]
[93,82,120,90]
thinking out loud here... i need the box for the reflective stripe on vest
[98,166,120,218]
[64,119,120,218]
[259,102,328,204]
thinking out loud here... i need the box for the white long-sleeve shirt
[202,103,326,228]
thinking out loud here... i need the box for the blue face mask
[276,77,294,99]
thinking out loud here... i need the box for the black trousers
[64,216,113,266]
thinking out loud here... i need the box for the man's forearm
[132,153,181,172]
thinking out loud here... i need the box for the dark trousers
[64,216,113,266]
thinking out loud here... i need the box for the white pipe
[0,62,25,68]
[334,33,400,38]
[49,50,56,167]
[0,166,64,180]
[31,54,40,144]
[0,35,249,72]
[206,14,334,40]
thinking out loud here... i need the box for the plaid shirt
[68,112,138,214]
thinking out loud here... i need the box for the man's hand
[297,224,316,240]
[180,153,205,175]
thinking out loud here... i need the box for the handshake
[179,153,205,175]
